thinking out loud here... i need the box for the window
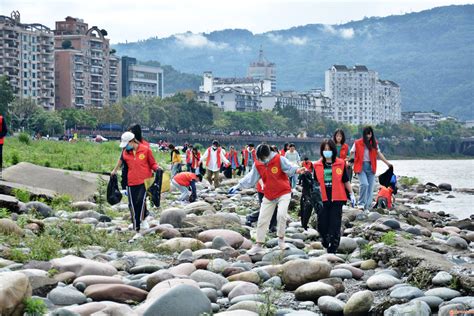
[23,63,27,68]
[24,81,27,87]
[24,72,28,77]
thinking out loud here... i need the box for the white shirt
[200,147,230,172]
[350,143,381,162]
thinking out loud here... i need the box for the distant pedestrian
[280,143,289,156]
[191,147,201,174]
[168,144,182,177]
[185,145,194,172]
[242,144,256,173]
[350,126,392,211]
[111,132,160,241]
[226,145,240,177]
[333,129,349,160]
[0,114,7,179]
[284,143,301,189]
[313,139,356,253]
[200,140,229,188]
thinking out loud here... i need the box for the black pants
[317,201,343,253]
[128,184,147,232]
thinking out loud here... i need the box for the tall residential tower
[247,48,276,92]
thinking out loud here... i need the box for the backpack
[107,174,122,205]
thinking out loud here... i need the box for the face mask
[125,144,133,151]
[323,150,333,159]
[262,157,270,163]
[212,146,217,150]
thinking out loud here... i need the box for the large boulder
[184,201,215,215]
[190,270,228,290]
[2,162,106,201]
[56,301,136,316]
[198,229,245,249]
[0,272,32,316]
[384,300,431,316]
[159,208,186,228]
[294,282,337,301]
[47,285,87,305]
[25,201,53,218]
[143,284,212,316]
[84,284,148,303]
[281,259,331,290]
[18,269,58,296]
[50,255,117,277]
[0,194,20,212]
[72,275,123,287]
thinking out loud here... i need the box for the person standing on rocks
[333,128,352,182]
[228,143,306,255]
[284,144,301,189]
[168,144,182,177]
[111,132,160,241]
[0,113,7,180]
[191,147,201,174]
[242,143,256,174]
[225,145,240,177]
[314,139,356,253]
[200,140,230,188]
[349,126,392,211]
[185,144,193,172]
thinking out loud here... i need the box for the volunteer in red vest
[185,145,194,172]
[349,126,392,211]
[200,140,229,188]
[229,144,306,255]
[333,129,349,160]
[375,186,394,209]
[191,147,201,174]
[314,139,356,253]
[242,143,256,173]
[301,157,313,172]
[226,146,240,177]
[0,114,7,179]
[111,132,160,241]
[171,172,203,203]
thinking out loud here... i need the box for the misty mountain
[113,5,474,119]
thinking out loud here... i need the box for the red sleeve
[147,148,159,171]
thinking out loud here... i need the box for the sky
[1,0,472,43]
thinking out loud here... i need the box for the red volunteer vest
[174,172,197,187]
[256,180,264,194]
[377,186,393,209]
[186,149,192,164]
[243,149,256,166]
[339,143,349,160]
[226,151,239,167]
[255,154,291,200]
[353,138,378,174]
[302,161,313,172]
[206,147,221,167]
[314,158,347,202]
[192,152,201,169]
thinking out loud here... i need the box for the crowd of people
[112,124,395,253]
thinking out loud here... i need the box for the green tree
[8,97,40,131]
[0,75,14,117]
[31,110,64,136]
[59,108,97,129]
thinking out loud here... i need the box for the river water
[375,160,474,220]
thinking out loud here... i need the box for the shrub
[18,133,30,145]
[9,248,29,262]
[11,151,20,165]
[23,297,47,316]
[0,208,10,219]
[399,176,419,186]
[13,188,31,203]
[50,194,73,211]
[361,244,374,260]
[26,235,61,261]
[380,231,397,246]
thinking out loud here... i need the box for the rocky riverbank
[0,174,473,316]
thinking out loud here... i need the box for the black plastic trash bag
[148,169,163,208]
[299,171,322,230]
[107,174,122,205]
[223,166,232,179]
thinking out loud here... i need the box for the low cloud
[174,32,229,49]
[267,33,308,45]
[322,25,355,39]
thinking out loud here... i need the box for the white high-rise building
[325,65,401,125]
[247,48,276,92]
[0,11,55,109]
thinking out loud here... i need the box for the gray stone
[261,248,306,262]
[263,276,282,289]
[411,296,444,310]
[424,287,461,300]
[228,282,259,301]
[382,219,400,229]
[317,296,345,314]
[190,270,228,290]
[230,294,266,305]
[343,290,374,315]
[449,296,474,308]
[281,259,331,291]
[208,259,230,274]
[438,183,452,191]
[384,300,431,316]
[25,201,53,218]
[47,285,87,305]
[432,271,453,286]
[390,286,424,300]
[201,287,218,303]
[294,282,336,302]
[438,303,470,316]
[446,236,468,249]
[143,284,212,316]
[368,212,382,222]
[178,249,194,262]
[0,271,32,316]
[329,269,352,280]
[227,301,264,313]
[366,274,401,290]
[212,236,230,250]
[160,208,186,228]
[337,237,357,253]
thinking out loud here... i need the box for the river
[375,160,474,220]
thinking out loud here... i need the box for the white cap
[119,131,135,148]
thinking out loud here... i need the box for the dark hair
[192,147,199,153]
[283,143,289,152]
[304,157,309,161]
[248,143,255,148]
[333,129,346,145]
[256,143,271,161]
[197,174,203,182]
[289,143,296,148]
[128,124,143,142]
[212,140,219,146]
[320,139,337,164]
[362,126,377,150]
[168,144,175,150]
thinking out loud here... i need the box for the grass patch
[361,244,374,260]
[12,188,31,203]
[50,194,73,211]
[399,176,419,186]
[0,208,10,219]
[18,133,31,145]
[23,297,47,316]
[380,231,397,246]
[4,137,168,174]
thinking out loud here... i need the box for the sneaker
[141,220,150,230]
[247,244,264,255]
[278,238,289,250]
